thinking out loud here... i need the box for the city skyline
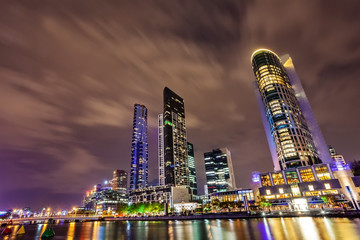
[1,1,359,210]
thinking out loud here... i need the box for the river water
[2,217,360,240]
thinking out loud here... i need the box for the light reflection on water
[2,218,360,240]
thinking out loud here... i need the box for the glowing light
[251,48,280,62]
[252,172,260,183]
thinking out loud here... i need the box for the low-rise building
[83,183,127,213]
[251,164,356,210]
[129,185,197,211]
[129,185,192,210]
[129,185,172,205]
[210,189,255,203]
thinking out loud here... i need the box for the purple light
[252,172,260,183]
[331,162,350,172]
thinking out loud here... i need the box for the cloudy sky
[0,0,359,210]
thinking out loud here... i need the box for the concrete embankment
[107,210,360,221]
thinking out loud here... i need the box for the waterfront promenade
[110,210,360,221]
[3,210,360,225]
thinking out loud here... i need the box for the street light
[73,207,77,216]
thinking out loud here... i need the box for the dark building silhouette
[163,87,189,186]
[187,142,197,195]
[204,148,236,194]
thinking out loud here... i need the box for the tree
[116,204,128,216]
[321,196,336,207]
[350,160,360,176]
[126,204,137,215]
[234,201,242,211]
[151,203,164,214]
[211,199,221,212]
[202,204,211,213]
[259,198,272,209]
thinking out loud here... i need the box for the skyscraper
[158,114,165,186]
[163,87,189,186]
[204,148,236,194]
[187,142,197,195]
[112,169,128,192]
[130,104,148,190]
[251,49,332,170]
[328,145,346,165]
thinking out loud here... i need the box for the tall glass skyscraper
[251,49,332,170]
[204,148,236,194]
[130,104,148,190]
[187,142,197,195]
[158,113,165,186]
[112,169,128,192]
[163,87,189,186]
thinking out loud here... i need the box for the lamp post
[73,207,77,216]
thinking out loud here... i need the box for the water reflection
[67,222,75,240]
[2,218,360,239]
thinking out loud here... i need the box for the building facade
[204,148,236,194]
[112,169,128,192]
[251,164,360,210]
[251,49,331,170]
[130,104,149,190]
[158,114,165,186]
[83,183,127,213]
[129,185,191,208]
[328,145,346,165]
[163,87,189,186]
[250,49,360,210]
[210,189,255,203]
[187,142,198,196]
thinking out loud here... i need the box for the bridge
[0,216,101,225]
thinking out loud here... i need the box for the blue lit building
[130,104,148,190]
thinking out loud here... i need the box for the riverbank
[3,210,360,225]
[107,210,360,221]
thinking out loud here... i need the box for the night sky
[1,0,359,210]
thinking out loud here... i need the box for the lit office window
[291,185,301,197]
[261,174,272,187]
[315,166,331,180]
[299,168,315,182]
[285,171,300,184]
[272,172,285,185]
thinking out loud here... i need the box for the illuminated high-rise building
[328,145,346,165]
[112,169,128,192]
[158,114,165,186]
[163,87,189,186]
[251,49,332,170]
[204,148,236,194]
[130,104,148,190]
[187,142,197,195]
